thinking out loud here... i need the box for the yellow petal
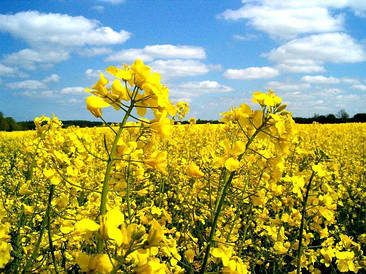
[225,158,240,171]
[75,219,100,234]
[86,96,110,109]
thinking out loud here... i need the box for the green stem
[296,171,315,274]
[22,185,55,273]
[97,100,135,253]
[199,171,235,274]
[199,121,266,274]
[126,157,132,223]
[47,197,58,273]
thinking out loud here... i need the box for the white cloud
[233,34,258,41]
[0,63,28,77]
[78,47,112,57]
[149,59,210,79]
[68,98,83,103]
[341,77,360,85]
[85,69,103,79]
[7,80,47,90]
[0,11,131,47]
[219,3,343,39]
[106,44,206,62]
[21,90,56,97]
[0,64,17,76]
[352,84,366,91]
[207,64,223,71]
[170,81,233,99]
[4,48,70,70]
[106,49,154,62]
[224,66,279,80]
[91,5,105,12]
[267,81,311,91]
[43,74,60,83]
[276,61,325,74]
[320,88,342,95]
[60,86,85,95]
[266,33,366,64]
[301,75,340,84]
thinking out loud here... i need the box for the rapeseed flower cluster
[0,60,364,273]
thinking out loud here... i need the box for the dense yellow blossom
[0,61,364,273]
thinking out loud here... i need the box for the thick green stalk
[199,122,265,274]
[199,171,236,274]
[22,184,55,273]
[13,140,42,271]
[97,101,135,253]
[126,157,132,223]
[296,171,315,274]
[47,199,58,273]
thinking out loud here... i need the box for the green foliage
[0,112,20,131]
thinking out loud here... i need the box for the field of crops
[0,60,365,273]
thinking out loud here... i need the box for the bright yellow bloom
[74,219,100,234]
[225,157,240,171]
[106,65,132,81]
[187,163,204,178]
[336,251,356,272]
[145,151,168,174]
[90,254,114,273]
[184,249,195,263]
[146,219,164,247]
[0,224,11,268]
[85,96,110,118]
[101,207,124,246]
[111,79,130,101]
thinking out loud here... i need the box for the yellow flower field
[0,60,365,273]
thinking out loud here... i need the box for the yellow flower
[336,251,356,272]
[85,96,110,118]
[273,241,289,254]
[150,112,172,139]
[111,79,130,101]
[146,219,164,247]
[225,157,240,171]
[74,219,100,234]
[320,247,335,267]
[184,249,195,263]
[106,65,132,81]
[92,73,109,96]
[131,59,151,88]
[312,164,327,177]
[252,90,282,107]
[23,205,34,215]
[75,252,92,272]
[91,254,114,273]
[101,207,124,246]
[145,151,168,174]
[187,163,204,178]
[0,224,11,268]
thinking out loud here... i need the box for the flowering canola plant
[0,59,365,273]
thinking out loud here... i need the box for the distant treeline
[0,112,21,131]
[17,120,105,131]
[179,110,366,125]
[293,113,366,124]
[1,110,366,132]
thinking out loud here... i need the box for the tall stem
[22,185,55,273]
[97,101,135,253]
[48,196,58,273]
[296,171,315,274]
[199,171,236,274]
[199,122,265,274]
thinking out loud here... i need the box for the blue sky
[0,0,365,121]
